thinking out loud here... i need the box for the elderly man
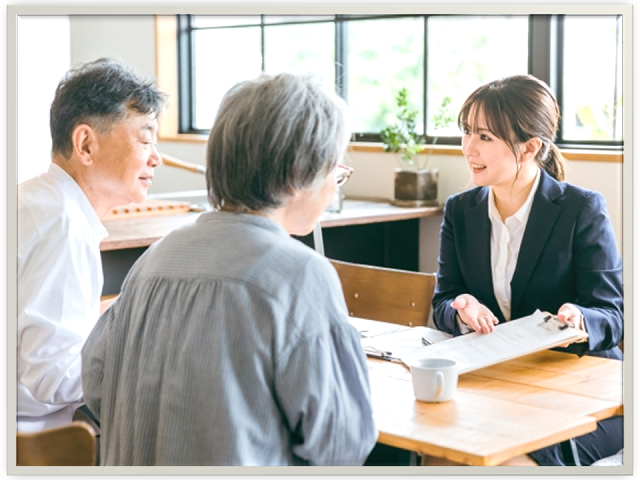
[17,58,166,433]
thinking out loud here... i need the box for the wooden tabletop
[100,199,443,251]
[369,350,623,465]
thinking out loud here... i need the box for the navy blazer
[432,169,623,359]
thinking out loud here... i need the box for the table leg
[569,438,581,466]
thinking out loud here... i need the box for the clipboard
[399,310,588,374]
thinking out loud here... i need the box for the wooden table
[368,350,623,466]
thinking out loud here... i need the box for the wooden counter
[319,199,443,228]
[100,198,443,252]
[100,212,201,252]
[99,198,444,296]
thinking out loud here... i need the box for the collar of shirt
[487,167,541,227]
[196,209,294,238]
[48,163,109,241]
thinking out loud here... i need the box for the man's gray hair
[206,72,350,212]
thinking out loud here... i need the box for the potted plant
[381,88,455,207]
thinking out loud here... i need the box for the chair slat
[330,260,436,327]
[17,421,96,466]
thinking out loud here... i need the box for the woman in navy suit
[430,75,623,466]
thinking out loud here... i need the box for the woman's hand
[555,303,586,347]
[556,303,584,330]
[451,294,499,334]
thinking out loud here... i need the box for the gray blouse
[82,211,377,466]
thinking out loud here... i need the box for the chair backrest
[17,422,96,466]
[330,259,437,327]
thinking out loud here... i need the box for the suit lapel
[464,188,503,320]
[510,170,563,315]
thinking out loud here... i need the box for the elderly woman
[81,73,377,466]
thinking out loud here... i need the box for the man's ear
[71,124,97,166]
[520,137,542,162]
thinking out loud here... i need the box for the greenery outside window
[174,13,623,149]
[560,15,623,145]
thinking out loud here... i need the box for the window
[176,14,623,148]
[560,15,623,145]
[345,16,425,134]
[190,18,262,129]
[425,16,528,138]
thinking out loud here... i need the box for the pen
[422,335,434,346]
[542,314,574,329]
[363,347,400,362]
[365,352,397,362]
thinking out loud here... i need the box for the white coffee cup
[410,358,458,403]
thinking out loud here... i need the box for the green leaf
[379,87,425,167]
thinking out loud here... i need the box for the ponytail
[541,143,566,182]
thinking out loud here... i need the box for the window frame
[155,14,624,160]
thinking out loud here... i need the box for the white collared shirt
[456,169,541,334]
[488,168,541,321]
[17,163,108,432]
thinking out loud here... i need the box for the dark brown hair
[458,74,566,181]
[50,58,167,159]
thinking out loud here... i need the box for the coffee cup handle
[435,371,444,397]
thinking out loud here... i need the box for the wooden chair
[17,422,96,466]
[330,259,437,327]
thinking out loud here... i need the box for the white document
[399,310,588,374]
[360,326,452,357]
[348,317,412,338]
[347,317,452,361]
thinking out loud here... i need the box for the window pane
[264,22,335,89]
[427,15,529,137]
[192,27,262,129]
[348,17,424,133]
[192,15,261,28]
[562,15,623,142]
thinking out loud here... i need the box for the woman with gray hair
[81,73,377,466]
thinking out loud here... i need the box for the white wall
[17,16,70,183]
[70,15,156,80]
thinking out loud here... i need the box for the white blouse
[457,168,541,332]
[488,168,541,321]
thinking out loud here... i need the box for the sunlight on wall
[17,16,70,184]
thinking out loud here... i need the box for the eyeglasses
[335,164,354,187]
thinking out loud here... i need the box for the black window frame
[176,13,623,150]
